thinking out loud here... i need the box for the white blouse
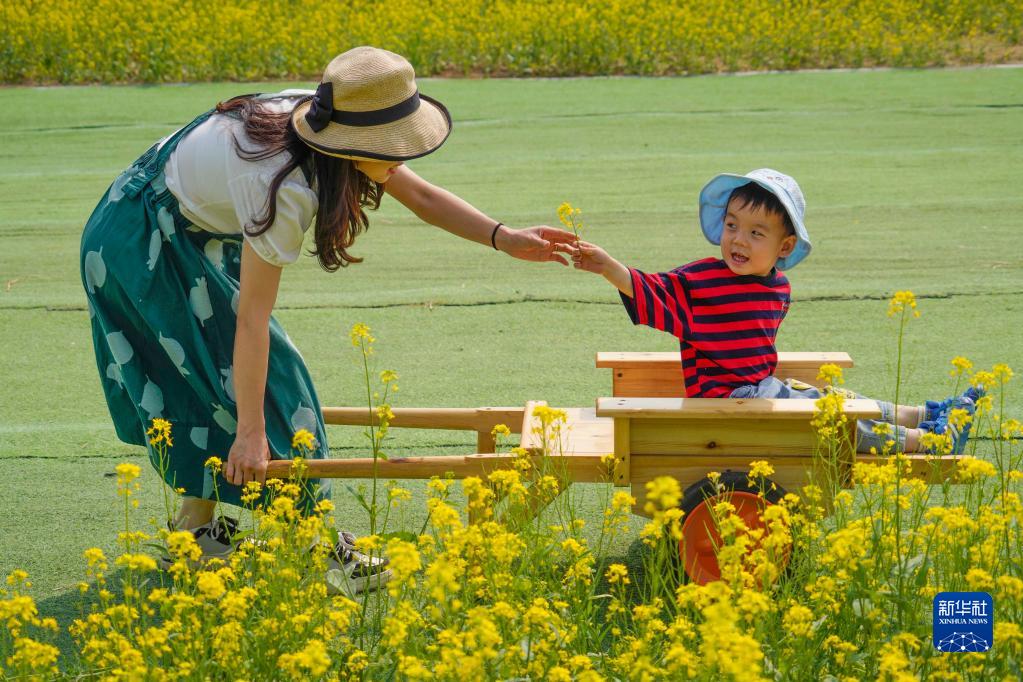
[164,91,318,267]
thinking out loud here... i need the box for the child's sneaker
[923,386,983,423]
[325,531,392,597]
[930,399,976,456]
[158,516,239,569]
[963,385,985,402]
[923,398,951,423]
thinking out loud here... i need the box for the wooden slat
[598,351,854,395]
[856,453,961,484]
[610,367,841,396]
[518,404,612,453]
[629,456,835,518]
[596,397,882,420]
[519,400,546,454]
[613,417,631,486]
[596,351,853,369]
[630,418,817,457]
[322,406,525,432]
[266,452,611,482]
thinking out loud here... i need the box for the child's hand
[570,240,613,275]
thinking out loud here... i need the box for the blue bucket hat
[698,168,811,270]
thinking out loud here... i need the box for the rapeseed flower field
[2,0,1021,83]
[3,298,1021,679]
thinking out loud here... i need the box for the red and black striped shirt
[620,257,791,397]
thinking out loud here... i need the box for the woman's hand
[224,430,270,486]
[496,225,576,265]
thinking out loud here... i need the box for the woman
[80,47,574,590]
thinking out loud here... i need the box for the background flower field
[0,26,1022,681]
[1,0,1022,83]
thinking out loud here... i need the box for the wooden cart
[267,351,960,582]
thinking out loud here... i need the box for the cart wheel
[679,470,790,585]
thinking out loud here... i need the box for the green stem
[892,306,906,626]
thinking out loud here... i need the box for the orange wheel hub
[679,491,789,585]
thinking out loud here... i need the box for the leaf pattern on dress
[146,230,162,271]
[105,331,134,365]
[291,405,318,438]
[190,427,209,450]
[189,277,213,326]
[211,403,237,434]
[220,366,235,402]
[105,362,124,387]
[140,378,165,418]
[84,249,106,294]
[107,172,130,203]
[157,206,176,241]
[159,333,191,377]
[204,239,224,269]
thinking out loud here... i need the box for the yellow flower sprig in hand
[557,202,584,244]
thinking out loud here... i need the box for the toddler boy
[570,169,976,454]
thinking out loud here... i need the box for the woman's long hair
[215,95,383,271]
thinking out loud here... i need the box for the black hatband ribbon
[305,82,421,133]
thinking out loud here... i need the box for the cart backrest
[596,351,854,397]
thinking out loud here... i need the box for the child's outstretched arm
[571,241,634,297]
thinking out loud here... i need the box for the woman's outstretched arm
[384,165,575,264]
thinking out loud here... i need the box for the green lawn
[1,68,1021,630]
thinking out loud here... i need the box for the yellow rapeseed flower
[388,485,412,504]
[955,456,996,482]
[6,569,29,587]
[165,530,202,562]
[146,418,173,447]
[385,539,422,595]
[278,639,331,680]
[204,456,223,474]
[992,363,1014,383]
[947,407,972,430]
[240,480,262,505]
[643,476,682,514]
[290,429,316,451]
[920,435,949,456]
[6,637,60,675]
[375,403,395,423]
[887,290,920,318]
[114,554,157,573]
[971,370,996,393]
[950,355,973,377]
[816,363,844,385]
[782,603,815,638]
[349,322,374,348]
[1000,419,1022,440]
[115,462,141,486]
[605,563,630,585]
[965,567,995,591]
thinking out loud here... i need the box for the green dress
[80,109,329,508]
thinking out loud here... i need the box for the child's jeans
[729,376,903,454]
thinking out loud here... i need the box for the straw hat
[292,47,452,161]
